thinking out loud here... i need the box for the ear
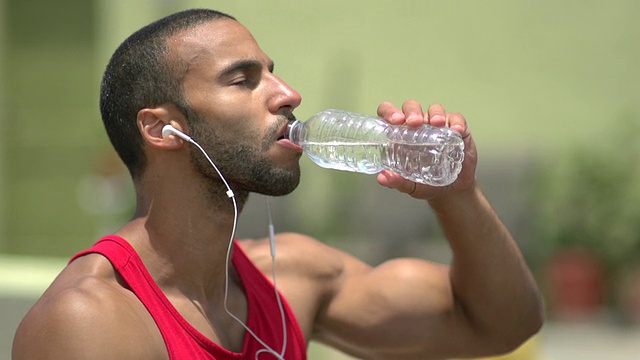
[137,105,187,149]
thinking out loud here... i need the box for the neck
[117,174,249,301]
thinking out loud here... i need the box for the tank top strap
[70,235,228,359]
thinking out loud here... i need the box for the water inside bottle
[387,142,464,185]
[300,140,463,185]
[301,141,385,174]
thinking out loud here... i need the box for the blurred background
[1,0,639,359]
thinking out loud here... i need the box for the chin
[264,176,300,197]
[245,167,301,197]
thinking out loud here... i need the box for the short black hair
[99,9,235,179]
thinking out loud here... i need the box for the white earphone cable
[187,138,287,360]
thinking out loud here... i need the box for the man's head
[99,9,234,179]
[100,9,303,197]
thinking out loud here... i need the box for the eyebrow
[217,59,275,80]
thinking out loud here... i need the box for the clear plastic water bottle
[287,109,465,186]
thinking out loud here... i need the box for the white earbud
[162,124,193,142]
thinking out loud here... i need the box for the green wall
[2,0,102,255]
[1,0,639,256]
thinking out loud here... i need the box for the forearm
[429,184,543,350]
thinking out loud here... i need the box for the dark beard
[187,113,301,199]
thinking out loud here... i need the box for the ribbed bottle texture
[288,109,465,186]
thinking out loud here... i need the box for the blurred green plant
[532,112,640,269]
[530,112,640,318]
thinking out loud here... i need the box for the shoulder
[239,232,368,283]
[238,233,372,338]
[13,254,166,360]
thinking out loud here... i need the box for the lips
[275,121,303,152]
[276,121,292,141]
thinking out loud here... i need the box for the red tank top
[70,235,307,359]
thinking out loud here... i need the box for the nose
[267,73,302,112]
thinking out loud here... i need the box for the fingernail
[391,112,404,122]
[431,115,445,123]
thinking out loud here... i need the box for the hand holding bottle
[375,100,478,200]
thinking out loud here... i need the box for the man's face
[170,19,303,196]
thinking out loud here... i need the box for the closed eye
[219,59,267,89]
[231,76,258,89]
[231,77,250,86]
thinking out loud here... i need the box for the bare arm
[312,101,543,359]
[430,185,543,355]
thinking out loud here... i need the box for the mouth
[276,120,294,141]
[275,117,303,153]
[276,127,287,141]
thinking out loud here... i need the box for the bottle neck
[286,120,303,145]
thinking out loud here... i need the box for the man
[13,8,543,360]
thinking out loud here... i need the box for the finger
[401,100,425,127]
[427,104,447,127]
[376,170,416,194]
[446,112,469,137]
[377,101,405,125]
